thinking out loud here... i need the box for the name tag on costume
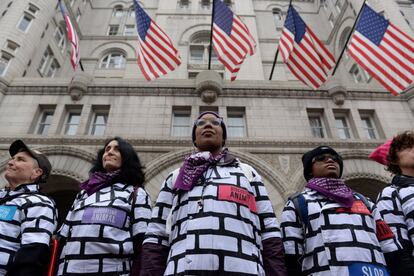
[218,185,257,213]
[0,205,17,221]
[82,207,127,228]
[348,263,389,276]
[336,200,371,215]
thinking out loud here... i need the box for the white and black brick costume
[0,183,57,276]
[281,188,402,276]
[376,175,414,272]
[142,156,285,276]
[57,183,151,276]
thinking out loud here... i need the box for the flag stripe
[349,41,406,91]
[348,5,414,95]
[212,0,256,81]
[278,5,334,89]
[348,50,399,96]
[351,35,413,83]
[134,0,181,80]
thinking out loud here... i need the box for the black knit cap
[302,145,343,181]
[9,139,52,183]
[192,111,227,146]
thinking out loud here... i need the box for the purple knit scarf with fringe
[80,170,120,196]
[174,150,227,191]
[306,177,354,208]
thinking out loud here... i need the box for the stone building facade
[0,0,414,222]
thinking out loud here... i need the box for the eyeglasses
[195,118,222,127]
[312,154,341,163]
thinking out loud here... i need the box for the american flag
[348,5,414,95]
[279,5,335,89]
[212,0,256,81]
[133,0,181,80]
[58,0,80,70]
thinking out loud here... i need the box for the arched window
[99,52,126,69]
[189,32,218,64]
[112,5,124,17]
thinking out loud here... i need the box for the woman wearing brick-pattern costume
[0,140,57,276]
[376,131,414,275]
[280,145,408,276]
[57,137,152,276]
[140,111,287,276]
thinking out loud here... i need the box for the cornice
[0,136,390,153]
[4,81,408,101]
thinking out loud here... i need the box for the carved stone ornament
[326,80,347,106]
[195,70,223,104]
[68,72,92,101]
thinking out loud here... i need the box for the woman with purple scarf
[280,146,405,276]
[56,137,152,276]
[140,111,287,276]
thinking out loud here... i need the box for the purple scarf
[174,149,228,191]
[306,177,354,208]
[80,170,120,196]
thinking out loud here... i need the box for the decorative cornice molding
[0,136,391,152]
[4,83,406,101]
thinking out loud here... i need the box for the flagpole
[79,60,84,71]
[331,0,366,76]
[269,0,293,80]
[208,0,216,70]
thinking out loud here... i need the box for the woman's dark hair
[387,131,414,175]
[90,137,145,187]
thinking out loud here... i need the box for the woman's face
[102,140,122,172]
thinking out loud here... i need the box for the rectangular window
[359,110,381,140]
[65,112,81,135]
[123,25,136,36]
[308,116,325,138]
[361,117,377,139]
[38,47,52,74]
[45,59,60,77]
[171,107,191,137]
[227,107,246,138]
[17,13,33,32]
[54,27,65,50]
[37,110,54,135]
[0,53,11,76]
[108,25,119,36]
[90,113,107,136]
[335,116,351,139]
[89,106,110,136]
